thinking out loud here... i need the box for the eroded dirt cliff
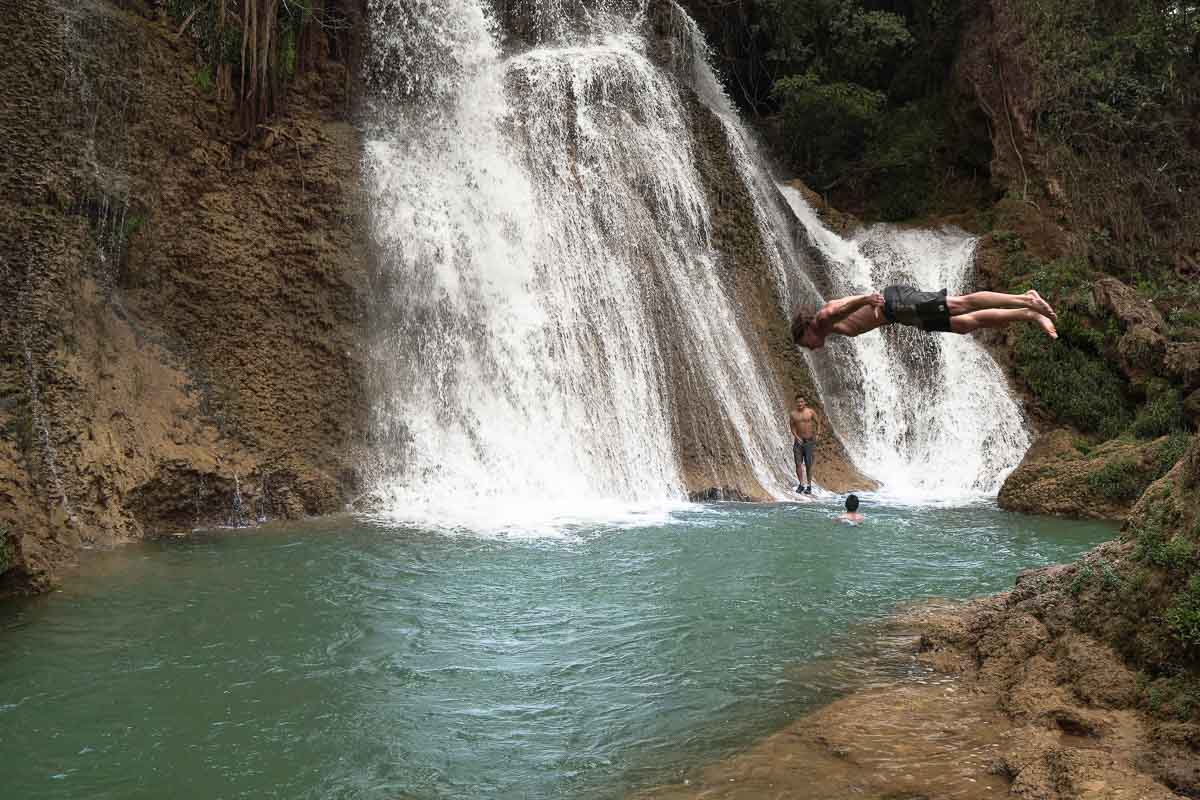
[0,0,370,596]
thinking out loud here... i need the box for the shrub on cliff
[1132,383,1191,439]
[1013,325,1132,438]
[1167,574,1200,653]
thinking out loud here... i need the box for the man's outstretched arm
[815,293,884,328]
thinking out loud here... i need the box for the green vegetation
[193,65,214,92]
[1009,0,1200,277]
[1142,672,1200,720]
[1087,458,1150,504]
[1154,433,1193,476]
[1132,384,1189,440]
[0,525,13,574]
[1068,564,1093,595]
[1130,484,1195,571]
[688,0,988,218]
[1166,575,1200,652]
[1099,560,1124,591]
[1014,327,1132,438]
[996,231,1194,449]
[694,0,1199,238]
[167,0,339,132]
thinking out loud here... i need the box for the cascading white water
[649,4,1032,500]
[362,0,798,532]
[361,0,1031,527]
[780,187,1032,500]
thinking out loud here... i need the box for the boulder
[1185,388,1200,428]
[1117,324,1168,377]
[998,430,1174,519]
[1165,341,1200,392]
[1092,277,1166,332]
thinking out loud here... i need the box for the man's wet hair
[845,494,860,512]
[791,306,817,346]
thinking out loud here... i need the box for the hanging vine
[168,0,360,137]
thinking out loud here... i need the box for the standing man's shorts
[883,285,952,332]
[793,439,814,470]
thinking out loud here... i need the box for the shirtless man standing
[791,286,1059,350]
[789,394,821,495]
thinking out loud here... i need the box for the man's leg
[950,308,1058,338]
[794,443,807,491]
[803,442,815,492]
[946,290,1057,320]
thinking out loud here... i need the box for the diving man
[791,287,1058,350]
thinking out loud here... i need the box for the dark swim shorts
[883,285,952,332]
[793,439,814,469]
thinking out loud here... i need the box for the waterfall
[362,0,796,532]
[780,187,1031,500]
[361,0,1031,529]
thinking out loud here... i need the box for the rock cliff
[0,0,370,596]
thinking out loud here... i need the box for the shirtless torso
[790,407,818,441]
[829,305,886,338]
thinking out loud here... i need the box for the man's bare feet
[1035,313,1058,338]
[1025,290,1057,320]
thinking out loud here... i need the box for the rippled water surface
[0,500,1114,799]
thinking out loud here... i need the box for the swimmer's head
[845,494,860,512]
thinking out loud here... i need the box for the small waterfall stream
[780,187,1031,499]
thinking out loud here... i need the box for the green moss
[1069,564,1094,595]
[1143,673,1200,721]
[193,65,213,92]
[1087,459,1149,503]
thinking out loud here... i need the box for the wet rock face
[678,94,872,496]
[0,1,369,596]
